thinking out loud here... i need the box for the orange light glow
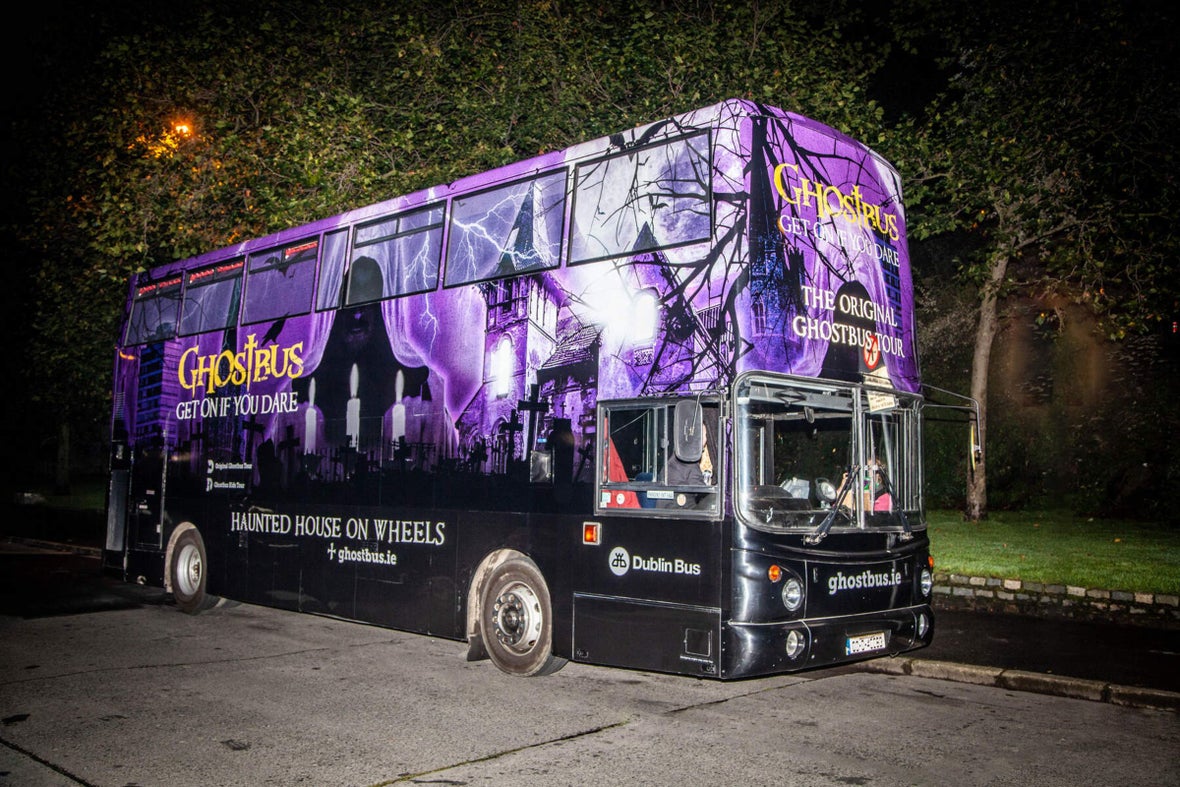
[582,522,600,545]
[767,564,782,583]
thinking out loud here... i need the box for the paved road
[2,538,1180,712]
[2,547,1177,787]
[922,607,1180,694]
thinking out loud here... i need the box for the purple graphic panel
[737,108,918,392]
[111,100,918,501]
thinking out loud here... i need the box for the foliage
[894,0,1180,336]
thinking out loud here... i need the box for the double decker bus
[105,99,966,679]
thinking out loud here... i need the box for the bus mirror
[674,400,704,463]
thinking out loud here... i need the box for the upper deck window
[314,229,350,311]
[445,170,566,287]
[569,132,711,265]
[178,259,243,336]
[124,275,182,345]
[346,204,444,305]
[242,238,318,325]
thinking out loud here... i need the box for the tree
[885,0,1180,519]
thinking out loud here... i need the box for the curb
[934,572,1180,630]
[858,657,1180,713]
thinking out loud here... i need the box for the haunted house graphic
[454,250,729,486]
[448,117,736,485]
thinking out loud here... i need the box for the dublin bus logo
[609,546,630,576]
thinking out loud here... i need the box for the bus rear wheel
[480,557,566,677]
[170,528,215,614]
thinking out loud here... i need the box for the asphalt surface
[3,504,1178,711]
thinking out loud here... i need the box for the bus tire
[169,528,215,614]
[479,556,566,677]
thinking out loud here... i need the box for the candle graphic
[304,377,318,454]
[391,370,406,443]
[346,363,360,446]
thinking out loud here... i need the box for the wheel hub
[492,582,541,653]
[177,543,202,596]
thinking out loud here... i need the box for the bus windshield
[735,375,920,534]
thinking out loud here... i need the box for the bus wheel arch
[166,524,216,614]
[468,549,566,677]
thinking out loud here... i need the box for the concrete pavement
[3,507,1179,713]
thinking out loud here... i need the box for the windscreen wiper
[804,465,855,545]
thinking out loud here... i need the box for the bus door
[919,387,983,488]
[578,398,725,676]
[128,442,166,551]
[103,436,166,576]
[103,435,131,571]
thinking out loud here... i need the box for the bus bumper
[722,604,933,679]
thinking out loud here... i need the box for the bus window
[445,171,566,286]
[349,204,444,304]
[315,229,350,311]
[242,238,318,325]
[570,132,711,265]
[178,259,243,336]
[124,275,181,345]
[735,375,918,532]
[864,406,919,515]
[597,399,719,516]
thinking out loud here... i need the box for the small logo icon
[609,546,630,576]
[863,334,881,369]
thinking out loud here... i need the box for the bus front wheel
[480,557,566,677]
[169,528,215,614]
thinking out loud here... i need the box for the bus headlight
[916,612,930,639]
[920,567,933,598]
[785,629,806,660]
[781,576,804,612]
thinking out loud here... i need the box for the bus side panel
[196,501,462,636]
[570,514,725,676]
[573,595,721,676]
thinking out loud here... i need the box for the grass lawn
[928,509,1180,596]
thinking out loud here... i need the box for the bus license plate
[846,631,887,656]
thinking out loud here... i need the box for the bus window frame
[240,237,320,326]
[177,258,244,337]
[314,228,352,312]
[124,274,183,346]
[734,372,922,535]
[347,202,446,305]
[595,396,723,519]
[567,130,713,267]
[443,169,568,289]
